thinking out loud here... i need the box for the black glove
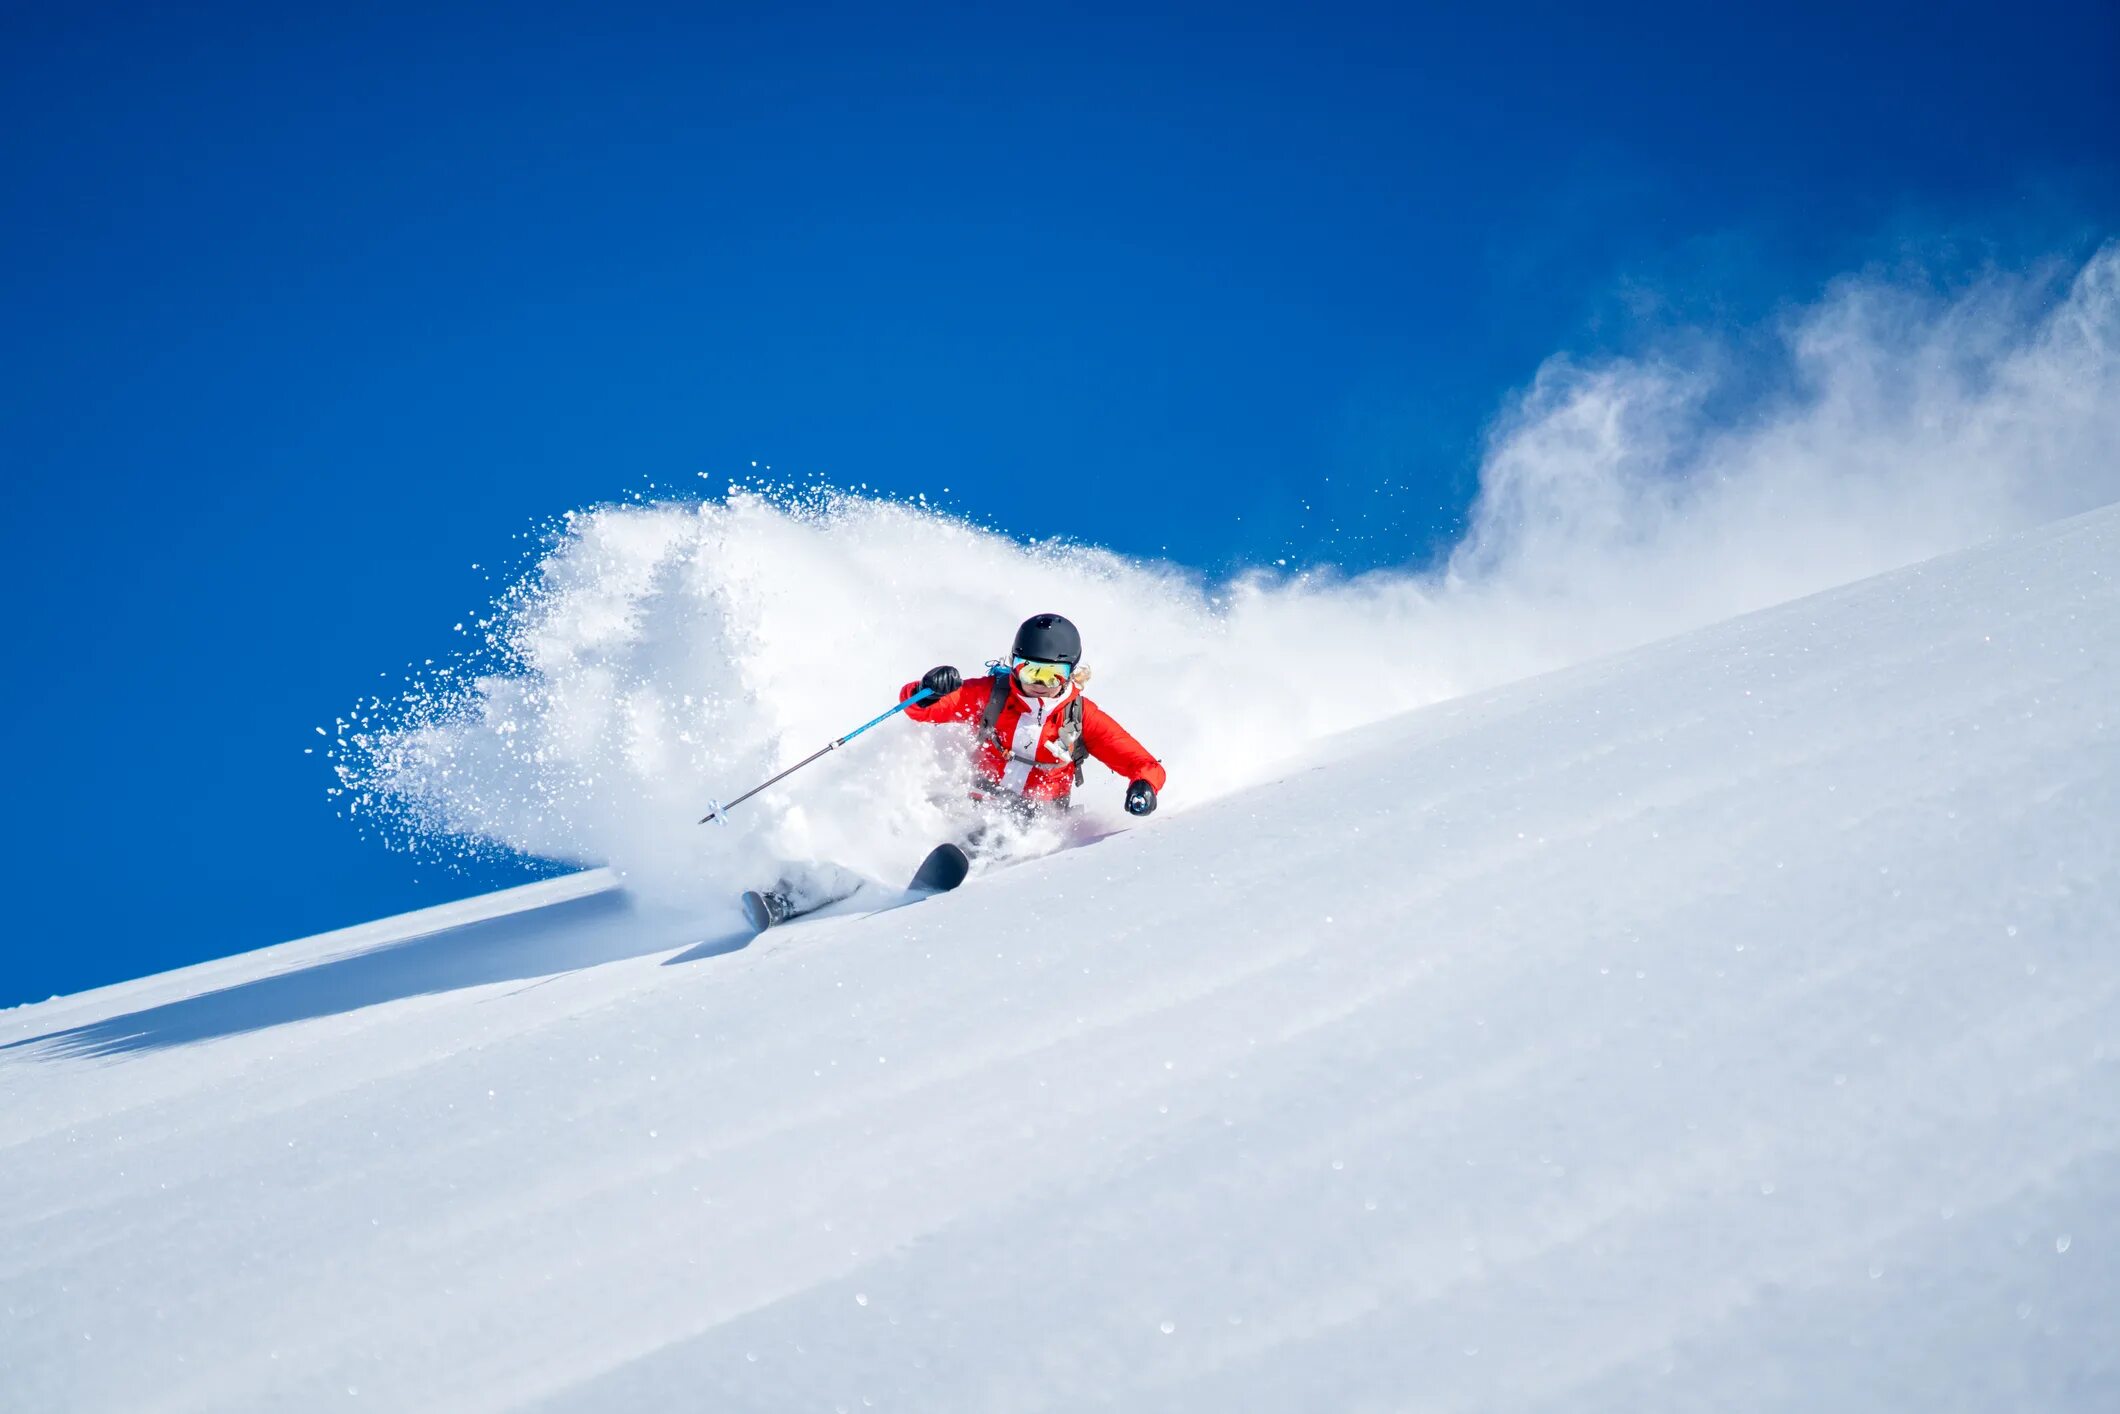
[1124,779,1158,816]
[919,665,962,700]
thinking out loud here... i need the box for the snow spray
[339,245,2120,910]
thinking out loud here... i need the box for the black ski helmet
[1012,613,1082,665]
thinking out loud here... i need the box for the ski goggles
[1011,657,1074,690]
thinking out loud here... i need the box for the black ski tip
[909,843,971,894]
[740,890,776,933]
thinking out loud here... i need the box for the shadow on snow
[9,828,1129,1059]
[7,890,747,1060]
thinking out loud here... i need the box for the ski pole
[699,689,934,825]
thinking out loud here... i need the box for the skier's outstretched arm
[1082,703,1166,793]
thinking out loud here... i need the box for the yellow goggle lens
[1012,658,1072,688]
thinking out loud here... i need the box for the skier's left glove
[1124,779,1158,817]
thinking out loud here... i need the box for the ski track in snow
[4,504,2118,1412]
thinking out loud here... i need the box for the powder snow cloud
[344,244,2120,904]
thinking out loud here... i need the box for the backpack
[979,671,1089,787]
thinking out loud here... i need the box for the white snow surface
[6,503,2119,1412]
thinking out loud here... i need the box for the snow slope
[5,503,2118,1412]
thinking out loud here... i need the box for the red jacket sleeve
[901,675,992,724]
[1081,699,1166,792]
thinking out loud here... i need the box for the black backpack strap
[978,671,1011,747]
[1066,696,1088,785]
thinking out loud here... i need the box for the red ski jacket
[900,673,1167,803]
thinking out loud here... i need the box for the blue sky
[3,1,2115,1003]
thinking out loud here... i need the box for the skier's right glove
[1124,779,1158,816]
[919,665,963,700]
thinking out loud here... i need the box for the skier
[739,614,1165,930]
[901,612,1165,820]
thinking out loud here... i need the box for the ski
[908,843,970,894]
[739,889,791,932]
[739,844,972,933]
